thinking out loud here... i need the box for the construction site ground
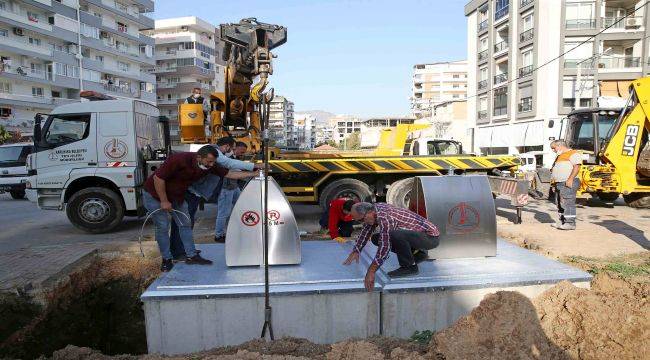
[0,193,648,359]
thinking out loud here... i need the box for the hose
[138,208,191,258]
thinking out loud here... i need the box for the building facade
[0,0,156,134]
[268,95,295,148]
[411,60,468,118]
[294,113,315,150]
[466,0,649,166]
[150,16,224,142]
[332,114,363,144]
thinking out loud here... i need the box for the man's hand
[253,163,263,170]
[333,236,346,244]
[364,264,378,292]
[160,200,172,212]
[343,251,359,265]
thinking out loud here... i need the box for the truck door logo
[104,139,128,159]
[622,125,640,156]
[48,152,58,161]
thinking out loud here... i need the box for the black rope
[259,95,274,340]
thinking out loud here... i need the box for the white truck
[26,99,169,233]
[0,142,33,199]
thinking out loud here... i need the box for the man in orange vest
[550,140,582,230]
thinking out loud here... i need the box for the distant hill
[294,110,335,126]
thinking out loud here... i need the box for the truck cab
[562,108,620,164]
[408,138,463,156]
[27,99,168,233]
[0,142,32,199]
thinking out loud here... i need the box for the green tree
[342,132,361,150]
[0,125,13,145]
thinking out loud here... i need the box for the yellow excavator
[534,77,650,208]
[178,18,287,153]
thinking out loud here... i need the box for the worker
[550,140,582,230]
[144,145,257,272]
[213,138,259,242]
[343,202,440,291]
[319,198,355,243]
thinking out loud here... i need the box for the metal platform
[142,240,591,355]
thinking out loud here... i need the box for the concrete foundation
[141,240,591,355]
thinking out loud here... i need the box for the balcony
[518,97,533,112]
[495,5,509,21]
[478,49,489,62]
[478,80,488,90]
[603,16,644,29]
[156,82,177,89]
[477,110,488,120]
[519,65,533,77]
[103,83,139,97]
[564,59,594,69]
[598,56,641,69]
[565,19,596,30]
[520,0,534,7]
[519,28,534,42]
[1,66,53,81]
[494,73,508,85]
[478,19,488,32]
[494,40,509,53]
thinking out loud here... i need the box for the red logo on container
[448,202,480,233]
[267,210,281,221]
[241,211,260,226]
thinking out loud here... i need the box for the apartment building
[268,95,295,148]
[0,0,156,133]
[411,60,468,118]
[332,114,363,144]
[314,124,334,145]
[294,113,315,150]
[466,0,649,166]
[149,16,224,142]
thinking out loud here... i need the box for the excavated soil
[3,257,648,360]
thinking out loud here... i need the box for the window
[0,28,7,37]
[0,108,11,117]
[480,37,488,51]
[27,11,39,23]
[32,87,44,97]
[80,23,100,39]
[82,69,101,82]
[95,55,104,63]
[29,37,41,46]
[51,91,61,97]
[493,87,508,116]
[117,22,127,33]
[495,0,509,20]
[565,2,595,29]
[522,13,533,31]
[522,49,533,66]
[0,81,11,93]
[453,74,460,79]
[117,61,129,72]
[453,84,459,88]
[44,114,91,146]
[480,67,488,81]
[0,1,6,11]
[55,63,79,78]
[116,2,128,12]
[453,94,460,98]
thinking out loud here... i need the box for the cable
[138,208,191,258]
[459,1,650,103]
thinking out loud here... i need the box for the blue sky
[152,0,468,117]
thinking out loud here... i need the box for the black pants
[371,230,439,267]
[319,209,354,237]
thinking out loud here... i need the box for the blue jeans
[215,187,241,237]
[143,191,197,260]
[169,191,201,258]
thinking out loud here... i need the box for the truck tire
[319,178,372,210]
[623,193,650,208]
[9,190,25,199]
[66,187,124,233]
[386,178,414,209]
[596,192,619,202]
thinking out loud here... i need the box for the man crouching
[343,202,440,291]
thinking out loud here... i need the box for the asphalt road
[0,193,322,253]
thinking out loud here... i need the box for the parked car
[0,142,32,199]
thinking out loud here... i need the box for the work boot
[387,265,419,278]
[185,254,213,265]
[413,250,429,264]
[161,259,174,272]
[214,235,226,243]
[172,254,187,262]
[557,223,576,230]
[550,221,563,228]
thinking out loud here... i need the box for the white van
[0,142,32,199]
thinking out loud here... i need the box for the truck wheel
[386,178,414,209]
[623,193,650,208]
[66,187,124,233]
[319,178,372,210]
[596,192,619,202]
[9,190,25,200]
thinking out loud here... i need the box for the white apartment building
[0,0,156,134]
[150,16,224,142]
[314,124,334,145]
[294,113,315,150]
[268,95,295,148]
[466,0,649,166]
[411,60,468,118]
[332,114,363,144]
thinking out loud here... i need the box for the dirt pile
[535,275,649,360]
[431,291,569,360]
